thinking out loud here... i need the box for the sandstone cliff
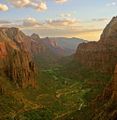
[75,17,117,74]
[0,27,36,88]
[92,64,117,120]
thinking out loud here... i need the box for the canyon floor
[0,60,111,120]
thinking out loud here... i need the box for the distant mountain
[30,34,87,68]
[48,37,87,56]
[30,34,63,68]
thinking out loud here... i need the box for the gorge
[0,17,117,120]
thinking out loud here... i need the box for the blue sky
[0,0,117,40]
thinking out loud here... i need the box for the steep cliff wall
[75,17,117,74]
[92,65,117,120]
[0,28,36,88]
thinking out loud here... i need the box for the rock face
[0,27,36,88]
[111,64,117,100]
[31,34,66,57]
[92,65,117,120]
[100,17,117,43]
[74,16,117,120]
[30,34,63,67]
[30,33,46,56]
[75,17,117,74]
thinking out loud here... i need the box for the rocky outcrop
[30,34,46,55]
[92,65,117,120]
[111,64,117,100]
[75,16,117,74]
[0,27,36,88]
[100,17,117,43]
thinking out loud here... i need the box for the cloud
[21,17,105,41]
[0,20,11,27]
[92,18,108,22]
[55,0,68,3]
[0,20,11,24]
[22,17,40,27]
[0,17,106,41]
[0,3,8,11]
[23,26,103,41]
[0,19,18,27]
[20,17,78,28]
[1,0,69,11]
[106,2,116,7]
[36,2,47,11]
[46,18,78,27]
[60,13,72,18]
[9,0,47,11]
[10,0,30,8]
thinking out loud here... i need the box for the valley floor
[0,62,111,120]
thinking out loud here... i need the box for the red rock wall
[75,17,117,74]
[0,28,37,88]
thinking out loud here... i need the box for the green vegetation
[15,108,53,120]
[0,60,112,120]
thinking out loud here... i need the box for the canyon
[0,16,117,120]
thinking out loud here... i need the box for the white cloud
[21,17,78,28]
[55,0,68,3]
[36,2,47,11]
[0,17,105,41]
[0,20,11,27]
[60,13,72,18]
[92,18,108,22]
[22,17,40,27]
[106,2,116,7]
[0,0,69,11]
[0,3,8,11]
[9,0,47,11]
[46,18,78,27]
[11,0,30,8]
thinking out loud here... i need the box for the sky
[0,0,117,41]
